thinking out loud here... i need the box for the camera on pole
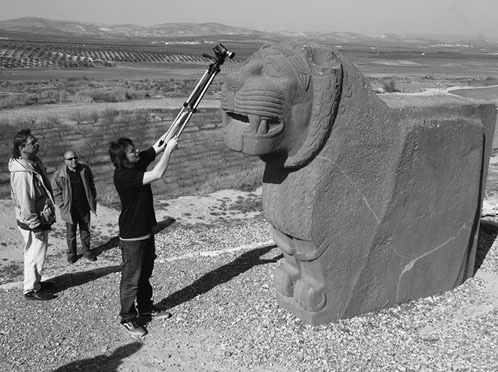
[158,43,235,146]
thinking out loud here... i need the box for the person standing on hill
[51,150,97,264]
[108,133,178,338]
[9,129,57,301]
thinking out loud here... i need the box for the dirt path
[0,97,221,122]
[0,188,262,270]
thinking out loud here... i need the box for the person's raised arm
[152,131,171,154]
[143,138,178,185]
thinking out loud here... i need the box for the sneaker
[141,306,172,320]
[67,256,78,264]
[24,291,56,301]
[121,319,147,338]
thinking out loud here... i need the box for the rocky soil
[2,65,498,372]
[1,184,498,371]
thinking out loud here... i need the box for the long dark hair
[108,138,134,169]
[12,129,32,159]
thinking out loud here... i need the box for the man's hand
[165,138,178,153]
[143,138,179,185]
[153,134,171,154]
[34,231,44,241]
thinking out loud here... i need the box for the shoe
[67,256,77,264]
[84,255,97,262]
[24,291,56,301]
[141,306,172,320]
[121,319,147,338]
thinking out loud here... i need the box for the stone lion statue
[221,40,496,324]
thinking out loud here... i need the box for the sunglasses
[65,157,78,161]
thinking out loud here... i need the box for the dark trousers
[66,209,91,258]
[119,236,156,323]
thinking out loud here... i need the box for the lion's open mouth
[222,110,286,154]
[223,111,284,138]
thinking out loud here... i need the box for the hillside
[2,17,498,50]
[0,17,265,38]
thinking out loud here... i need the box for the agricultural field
[0,32,263,70]
[2,33,498,204]
[0,103,264,205]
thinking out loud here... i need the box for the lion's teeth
[248,114,261,133]
[258,119,269,134]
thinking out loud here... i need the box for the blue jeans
[66,209,91,258]
[119,236,156,323]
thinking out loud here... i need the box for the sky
[2,0,498,38]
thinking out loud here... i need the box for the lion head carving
[220,40,496,325]
[221,40,344,169]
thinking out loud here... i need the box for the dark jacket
[51,163,97,224]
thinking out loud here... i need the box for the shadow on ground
[90,217,175,258]
[49,265,121,293]
[52,342,142,372]
[92,236,120,257]
[153,217,176,235]
[474,220,498,274]
[157,245,281,310]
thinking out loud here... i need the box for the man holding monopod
[108,133,178,338]
[108,42,233,338]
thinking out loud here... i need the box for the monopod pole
[159,43,234,145]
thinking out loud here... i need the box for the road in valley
[0,97,221,122]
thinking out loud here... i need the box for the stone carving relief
[221,40,496,324]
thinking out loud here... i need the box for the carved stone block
[221,40,497,324]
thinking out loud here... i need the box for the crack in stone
[317,156,381,223]
[396,223,467,301]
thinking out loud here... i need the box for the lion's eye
[264,61,281,77]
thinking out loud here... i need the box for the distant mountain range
[1,17,498,49]
[0,17,265,38]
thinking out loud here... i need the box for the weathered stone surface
[221,40,497,324]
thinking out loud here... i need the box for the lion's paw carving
[294,278,326,312]
[274,261,299,298]
[222,39,496,324]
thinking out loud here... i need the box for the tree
[382,79,400,93]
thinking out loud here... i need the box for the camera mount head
[203,43,235,67]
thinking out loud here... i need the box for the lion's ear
[283,52,312,91]
[288,56,311,91]
[283,46,343,169]
[304,46,341,76]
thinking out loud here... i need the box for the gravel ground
[2,213,498,371]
